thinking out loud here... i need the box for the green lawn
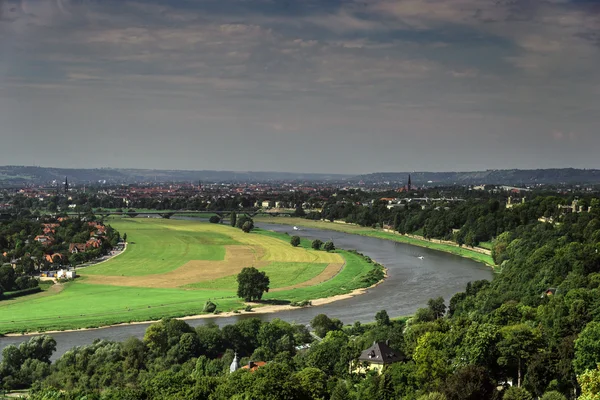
[478,241,493,250]
[184,262,329,290]
[0,219,378,334]
[265,251,375,302]
[82,219,237,276]
[0,282,242,335]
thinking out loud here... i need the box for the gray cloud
[0,0,599,173]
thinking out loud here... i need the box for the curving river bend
[0,223,492,359]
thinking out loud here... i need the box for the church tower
[407,174,412,191]
[230,352,240,373]
[64,177,69,194]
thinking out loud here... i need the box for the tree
[540,391,567,400]
[578,364,600,400]
[330,380,351,400]
[0,265,16,293]
[574,322,600,374]
[324,241,335,251]
[236,267,270,302]
[428,297,446,319]
[417,393,447,400]
[242,221,253,233]
[497,325,542,387]
[413,331,452,389]
[443,365,495,400]
[123,233,127,243]
[290,236,301,247]
[236,216,254,231]
[296,367,328,400]
[375,310,391,326]
[230,212,237,228]
[311,239,323,250]
[502,386,534,400]
[209,215,221,224]
[310,314,342,338]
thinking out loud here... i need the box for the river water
[0,222,492,359]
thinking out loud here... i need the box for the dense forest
[1,195,600,399]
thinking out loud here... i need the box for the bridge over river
[66,210,297,219]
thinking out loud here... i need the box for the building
[242,361,267,372]
[56,269,76,279]
[44,253,63,264]
[69,243,88,253]
[34,235,54,246]
[230,353,240,373]
[352,341,404,374]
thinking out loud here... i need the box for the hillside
[353,168,600,185]
[0,166,351,186]
[2,166,600,186]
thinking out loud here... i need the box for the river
[0,222,493,359]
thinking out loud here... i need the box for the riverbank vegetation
[0,219,379,334]
[2,198,600,399]
[256,216,495,267]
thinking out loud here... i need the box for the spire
[64,176,69,194]
[407,174,412,191]
[230,352,240,373]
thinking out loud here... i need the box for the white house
[56,269,76,279]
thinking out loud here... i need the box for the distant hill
[1,166,600,187]
[352,169,600,186]
[0,166,352,186]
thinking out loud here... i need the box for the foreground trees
[236,267,270,302]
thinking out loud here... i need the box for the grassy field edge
[255,216,497,269]
[0,223,382,335]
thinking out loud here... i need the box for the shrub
[290,236,301,247]
[540,391,567,400]
[241,221,253,233]
[417,393,447,400]
[209,215,221,224]
[503,387,533,400]
[311,239,323,250]
[324,241,335,251]
[202,301,217,313]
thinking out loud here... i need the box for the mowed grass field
[0,218,376,334]
[255,216,496,267]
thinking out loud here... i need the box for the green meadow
[0,218,376,334]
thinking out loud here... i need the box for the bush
[324,241,335,251]
[503,387,533,400]
[1,286,42,300]
[245,305,253,312]
[242,221,253,233]
[209,215,221,224]
[290,236,301,247]
[417,393,447,400]
[540,391,567,400]
[236,216,254,230]
[311,239,323,250]
[202,301,217,313]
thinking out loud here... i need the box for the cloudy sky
[0,0,599,174]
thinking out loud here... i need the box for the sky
[0,0,599,174]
